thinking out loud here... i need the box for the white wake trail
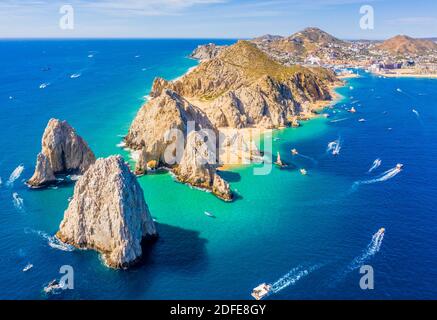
[24,228,75,252]
[368,158,382,173]
[353,165,402,190]
[271,265,320,294]
[330,229,385,287]
[327,138,342,155]
[7,165,24,186]
[12,192,24,211]
[348,229,385,271]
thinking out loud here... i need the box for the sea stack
[27,119,96,187]
[56,155,157,269]
[173,131,233,202]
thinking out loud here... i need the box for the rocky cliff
[152,40,337,129]
[125,40,337,200]
[56,155,157,269]
[125,89,215,175]
[173,131,233,202]
[28,119,96,187]
[190,43,226,61]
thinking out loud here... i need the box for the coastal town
[193,28,437,79]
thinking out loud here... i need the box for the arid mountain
[125,40,338,198]
[252,27,351,64]
[375,35,437,56]
[151,40,337,128]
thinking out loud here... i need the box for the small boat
[358,118,366,122]
[396,164,404,170]
[300,169,308,176]
[323,113,330,118]
[70,73,81,79]
[379,228,386,233]
[39,83,49,89]
[348,107,357,113]
[44,279,62,294]
[291,148,299,156]
[251,283,272,300]
[23,263,33,272]
[274,152,287,168]
[204,211,215,218]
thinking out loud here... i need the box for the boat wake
[7,165,24,186]
[12,193,24,211]
[271,265,320,294]
[331,229,385,286]
[368,158,382,173]
[330,118,349,123]
[348,228,385,272]
[353,165,402,190]
[296,153,318,165]
[24,228,75,252]
[327,138,341,155]
[70,73,81,79]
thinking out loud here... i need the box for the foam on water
[12,192,24,211]
[271,265,320,294]
[368,158,382,173]
[7,165,24,186]
[353,165,402,191]
[25,229,75,252]
[348,229,385,271]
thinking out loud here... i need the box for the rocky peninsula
[56,155,157,269]
[125,40,338,200]
[27,119,96,188]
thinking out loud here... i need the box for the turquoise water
[1,40,437,299]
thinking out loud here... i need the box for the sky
[0,0,436,39]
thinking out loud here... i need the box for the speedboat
[358,118,366,122]
[44,279,62,294]
[23,264,33,272]
[291,149,299,156]
[300,169,308,176]
[251,283,272,300]
[348,107,357,113]
[204,211,215,218]
[396,164,404,170]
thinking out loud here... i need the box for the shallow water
[1,40,437,299]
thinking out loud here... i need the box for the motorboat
[251,283,272,300]
[396,164,404,170]
[300,169,308,175]
[291,149,299,156]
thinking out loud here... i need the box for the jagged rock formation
[173,131,232,202]
[375,35,437,56]
[56,156,157,269]
[126,39,338,200]
[190,43,226,61]
[27,119,96,188]
[152,40,337,129]
[125,89,215,175]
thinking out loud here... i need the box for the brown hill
[376,35,437,56]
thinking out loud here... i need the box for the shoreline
[372,70,437,79]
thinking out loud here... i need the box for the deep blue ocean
[0,39,436,300]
